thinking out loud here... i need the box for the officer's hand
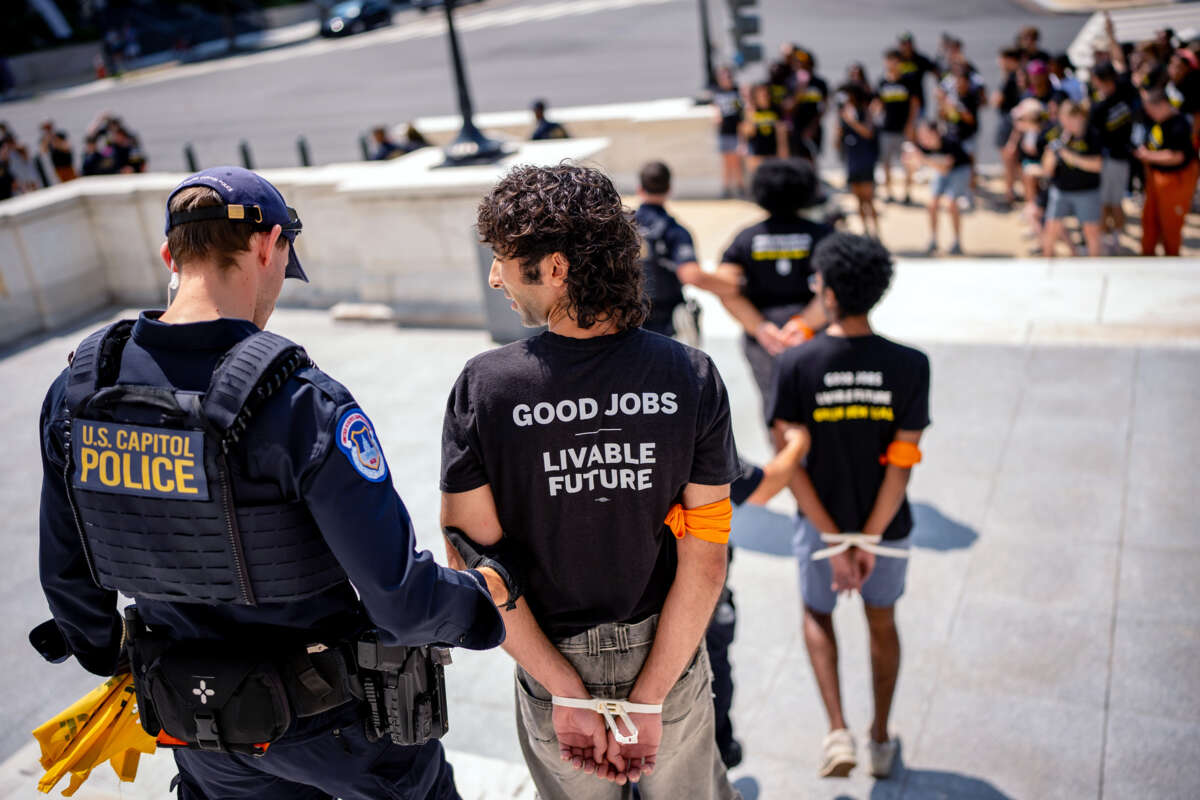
[474,566,509,608]
[552,703,608,775]
[605,710,662,785]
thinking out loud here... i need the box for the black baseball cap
[164,166,307,282]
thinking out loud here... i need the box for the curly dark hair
[812,232,893,316]
[752,158,818,217]
[476,164,647,331]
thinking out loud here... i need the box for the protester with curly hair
[716,158,833,416]
[770,233,930,781]
[440,164,743,799]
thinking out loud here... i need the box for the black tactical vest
[639,215,686,312]
[61,321,349,606]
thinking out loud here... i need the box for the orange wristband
[664,498,733,544]
[879,441,922,468]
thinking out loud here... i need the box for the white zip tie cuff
[810,532,911,560]
[550,697,663,745]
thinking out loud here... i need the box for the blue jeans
[514,615,739,800]
[173,704,459,800]
[793,518,910,613]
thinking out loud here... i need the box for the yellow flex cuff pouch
[879,441,922,468]
[664,498,733,544]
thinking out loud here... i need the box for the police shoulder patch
[335,408,388,483]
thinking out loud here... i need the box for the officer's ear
[252,225,284,270]
[159,241,174,272]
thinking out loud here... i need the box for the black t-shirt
[919,137,971,169]
[730,457,764,506]
[50,146,73,168]
[1167,72,1200,115]
[0,162,12,200]
[440,328,739,640]
[790,76,829,133]
[898,51,935,107]
[748,109,782,156]
[1146,112,1197,172]
[998,71,1022,113]
[877,79,913,132]
[1025,85,1067,108]
[721,216,832,313]
[714,88,744,137]
[769,333,931,541]
[1051,127,1103,191]
[636,203,694,313]
[943,90,980,141]
[841,104,878,163]
[1089,80,1136,160]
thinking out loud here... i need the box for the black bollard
[297,136,312,167]
[184,143,199,172]
[359,134,371,161]
[239,140,254,170]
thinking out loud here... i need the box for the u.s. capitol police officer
[35,167,506,800]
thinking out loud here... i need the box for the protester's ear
[547,252,570,286]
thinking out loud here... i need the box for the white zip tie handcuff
[550,697,663,745]
[811,532,910,560]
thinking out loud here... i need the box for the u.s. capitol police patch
[336,408,388,482]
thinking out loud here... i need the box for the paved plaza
[1,239,1198,798]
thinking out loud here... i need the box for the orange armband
[664,498,733,544]
[879,441,922,468]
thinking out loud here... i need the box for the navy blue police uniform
[37,167,504,800]
[635,202,697,337]
[703,457,765,768]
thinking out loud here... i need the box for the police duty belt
[550,696,663,745]
[811,533,910,560]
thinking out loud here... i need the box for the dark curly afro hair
[476,164,647,331]
[752,158,818,217]
[812,232,893,316]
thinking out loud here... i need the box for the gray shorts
[879,131,905,165]
[718,134,739,154]
[793,518,910,613]
[1046,185,1102,224]
[1100,157,1130,207]
[931,165,971,199]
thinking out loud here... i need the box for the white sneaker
[819,728,857,777]
[867,735,899,778]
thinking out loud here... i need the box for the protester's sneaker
[926,240,938,256]
[819,729,857,777]
[867,736,899,778]
[948,242,964,256]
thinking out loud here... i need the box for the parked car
[320,0,393,36]
[411,0,485,12]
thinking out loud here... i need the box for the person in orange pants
[1136,88,1199,256]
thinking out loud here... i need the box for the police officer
[634,161,734,342]
[36,167,506,799]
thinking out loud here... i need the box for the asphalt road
[0,0,1086,173]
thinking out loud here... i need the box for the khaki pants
[514,616,739,800]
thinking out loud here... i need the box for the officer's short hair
[639,161,671,195]
[166,186,285,271]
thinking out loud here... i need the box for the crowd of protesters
[712,16,1200,257]
[0,112,147,200]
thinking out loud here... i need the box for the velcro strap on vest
[65,320,135,416]
[201,331,311,447]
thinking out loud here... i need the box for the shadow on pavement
[731,502,978,558]
[910,503,978,552]
[731,775,760,799]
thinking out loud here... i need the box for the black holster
[124,607,360,756]
[356,631,451,746]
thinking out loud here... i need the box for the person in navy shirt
[37,167,504,800]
